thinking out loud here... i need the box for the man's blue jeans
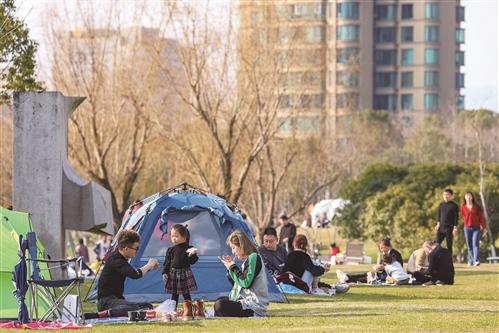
[464,226,481,265]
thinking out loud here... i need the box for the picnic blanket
[278,283,307,294]
[0,321,92,329]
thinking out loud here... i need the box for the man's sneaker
[422,281,435,286]
[336,269,349,284]
[473,262,480,266]
[334,283,350,294]
[311,288,328,296]
[435,280,444,286]
[328,288,336,296]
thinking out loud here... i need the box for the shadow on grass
[285,291,495,304]
[269,308,388,318]
[454,270,499,277]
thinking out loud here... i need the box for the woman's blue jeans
[464,226,481,264]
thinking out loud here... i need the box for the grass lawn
[15,263,494,333]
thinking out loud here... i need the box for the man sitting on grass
[258,227,287,275]
[97,230,160,312]
[414,241,455,286]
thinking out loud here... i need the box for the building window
[375,5,396,20]
[297,117,320,133]
[456,28,465,43]
[456,51,465,66]
[424,71,439,87]
[425,3,439,19]
[280,118,293,132]
[375,49,397,65]
[456,73,465,88]
[401,49,414,65]
[336,93,359,109]
[337,71,359,87]
[401,4,413,19]
[401,72,413,87]
[314,94,324,108]
[374,94,397,111]
[457,95,465,110]
[306,26,324,43]
[424,93,439,111]
[292,3,327,19]
[456,6,465,22]
[337,25,360,41]
[303,71,324,88]
[314,3,326,18]
[401,27,413,42]
[401,94,414,110]
[375,27,396,43]
[279,95,291,109]
[336,47,359,64]
[424,48,439,64]
[337,2,359,19]
[279,27,295,44]
[375,72,397,88]
[250,11,264,26]
[425,26,439,42]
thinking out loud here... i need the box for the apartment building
[238,0,465,138]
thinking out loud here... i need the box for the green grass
[11,263,495,333]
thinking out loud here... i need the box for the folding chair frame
[28,256,85,324]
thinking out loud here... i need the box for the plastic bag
[155,299,176,313]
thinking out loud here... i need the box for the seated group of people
[258,227,347,295]
[336,238,455,286]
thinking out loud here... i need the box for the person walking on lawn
[436,188,459,254]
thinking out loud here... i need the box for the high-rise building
[239,0,465,139]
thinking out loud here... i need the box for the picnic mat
[0,321,92,329]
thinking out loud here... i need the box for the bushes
[335,163,499,255]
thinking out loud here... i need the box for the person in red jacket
[460,191,486,266]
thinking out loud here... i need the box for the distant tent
[0,207,51,320]
[87,184,285,303]
[310,199,350,228]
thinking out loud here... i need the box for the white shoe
[367,272,374,284]
[336,269,348,284]
[473,262,480,266]
[334,283,350,294]
[311,288,328,295]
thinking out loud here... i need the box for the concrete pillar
[13,91,113,260]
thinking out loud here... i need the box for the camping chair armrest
[28,256,83,264]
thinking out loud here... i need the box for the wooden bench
[344,242,365,264]
[486,256,499,263]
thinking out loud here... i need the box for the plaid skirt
[165,267,197,295]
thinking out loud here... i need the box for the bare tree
[150,2,298,205]
[45,2,178,227]
[463,110,498,256]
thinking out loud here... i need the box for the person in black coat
[414,241,455,285]
[283,235,328,292]
[435,188,459,253]
[278,214,297,252]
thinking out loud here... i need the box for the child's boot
[182,300,194,321]
[194,299,206,319]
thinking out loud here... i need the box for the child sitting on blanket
[383,254,410,285]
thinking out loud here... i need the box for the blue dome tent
[87,183,285,303]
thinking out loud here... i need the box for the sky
[15,0,499,112]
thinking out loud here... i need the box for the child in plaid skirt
[162,224,198,309]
